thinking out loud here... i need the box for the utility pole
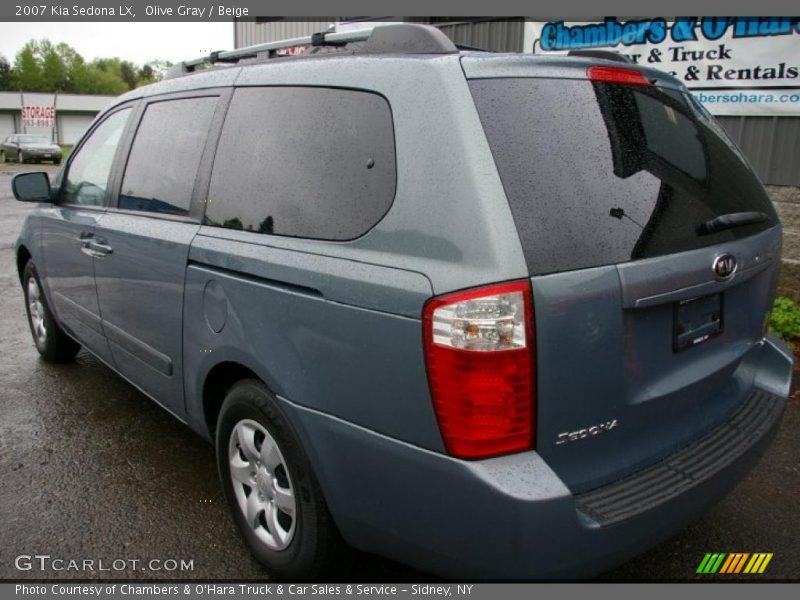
[19,89,25,133]
[53,90,59,144]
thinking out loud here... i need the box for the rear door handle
[87,240,113,256]
[77,231,94,248]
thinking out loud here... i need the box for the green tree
[10,44,45,91]
[136,63,157,87]
[0,56,10,90]
[39,40,70,92]
[6,38,169,95]
[119,60,138,90]
[222,217,244,231]
[53,42,85,92]
[257,216,274,234]
[142,59,173,80]
[11,40,81,92]
[72,62,128,95]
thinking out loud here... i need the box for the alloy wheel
[228,419,297,551]
[27,276,47,346]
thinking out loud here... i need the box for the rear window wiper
[697,211,770,236]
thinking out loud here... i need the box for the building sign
[276,45,310,56]
[529,18,800,116]
[21,105,56,128]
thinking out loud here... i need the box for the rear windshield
[18,135,50,144]
[469,78,777,275]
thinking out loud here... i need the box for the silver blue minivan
[12,24,793,579]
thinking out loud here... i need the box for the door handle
[87,240,113,256]
[77,231,94,248]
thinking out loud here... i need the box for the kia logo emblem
[713,254,737,279]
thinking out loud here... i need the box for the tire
[217,379,346,579]
[22,261,81,362]
[54,158,61,165]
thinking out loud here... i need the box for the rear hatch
[464,56,781,492]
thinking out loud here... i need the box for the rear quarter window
[205,86,396,240]
[469,77,777,275]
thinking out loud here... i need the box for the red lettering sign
[21,105,56,128]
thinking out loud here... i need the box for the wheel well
[203,362,260,439]
[16,246,32,283]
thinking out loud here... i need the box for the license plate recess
[673,293,723,352]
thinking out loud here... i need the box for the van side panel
[181,57,532,449]
[182,235,444,451]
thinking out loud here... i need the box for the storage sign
[21,105,56,128]
[528,18,800,116]
[276,45,310,56]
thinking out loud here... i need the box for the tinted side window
[61,108,131,207]
[205,87,396,240]
[119,97,217,216]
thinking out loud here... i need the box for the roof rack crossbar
[167,28,373,78]
[165,24,459,79]
[311,32,348,47]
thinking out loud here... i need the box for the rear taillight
[587,65,651,86]
[422,280,536,459]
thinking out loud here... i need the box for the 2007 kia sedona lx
[13,24,792,579]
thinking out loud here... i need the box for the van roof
[112,24,685,108]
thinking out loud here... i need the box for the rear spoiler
[567,49,633,64]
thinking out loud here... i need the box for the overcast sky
[0,22,233,65]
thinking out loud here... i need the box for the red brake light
[587,65,651,86]
[422,280,536,460]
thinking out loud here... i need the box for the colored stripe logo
[697,553,773,574]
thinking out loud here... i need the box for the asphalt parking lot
[0,161,798,581]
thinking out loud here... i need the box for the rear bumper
[575,388,784,528]
[22,149,61,159]
[279,336,791,579]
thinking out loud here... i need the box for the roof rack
[453,42,491,52]
[566,49,633,64]
[166,23,458,79]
